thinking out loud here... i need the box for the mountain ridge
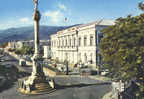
[0,24,81,43]
[0,26,66,43]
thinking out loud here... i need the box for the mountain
[0,26,66,43]
[0,24,82,43]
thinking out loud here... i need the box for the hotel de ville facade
[50,20,115,69]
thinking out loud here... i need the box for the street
[0,51,112,99]
[0,81,111,99]
[0,52,31,73]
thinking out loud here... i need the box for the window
[65,39,67,47]
[90,53,93,64]
[84,53,87,62]
[84,37,87,46]
[78,37,81,46]
[73,38,76,47]
[90,36,93,46]
[69,39,71,47]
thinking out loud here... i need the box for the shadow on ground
[0,65,30,93]
[55,82,111,90]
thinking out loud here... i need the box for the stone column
[34,17,40,56]
[31,7,41,77]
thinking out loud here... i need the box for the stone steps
[18,83,56,95]
[31,88,56,94]
[18,78,56,95]
[34,83,52,90]
[36,86,51,90]
[35,83,50,87]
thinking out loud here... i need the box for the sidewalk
[56,75,112,83]
[0,77,6,88]
[102,91,112,99]
[89,75,111,82]
[4,50,32,66]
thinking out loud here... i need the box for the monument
[17,0,55,94]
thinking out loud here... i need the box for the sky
[0,0,143,30]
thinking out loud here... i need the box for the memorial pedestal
[17,58,56,94]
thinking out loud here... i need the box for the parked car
[101,69,109,76]
[0,59,5,62]
[19,59,26,66]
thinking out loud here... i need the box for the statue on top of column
[33,0,38,11]
[32,0,40,21]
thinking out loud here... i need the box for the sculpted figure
[33,0,38,10]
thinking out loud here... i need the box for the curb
[102,91,112,99]
[0,78,6,88]
[88,76,111,82]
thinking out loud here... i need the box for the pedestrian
[64,59,69,75]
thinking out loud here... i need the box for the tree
[14,46,33,55]
[100,14,144,98]
[139,2,144,11]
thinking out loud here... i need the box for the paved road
[0,81,111,99]
[0,75,111,99]
[0,53,18,65]
[0,52,31,73]
[0,51,112,99]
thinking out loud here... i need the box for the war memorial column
[17,0,55,94]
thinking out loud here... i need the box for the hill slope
[0,26,66,42]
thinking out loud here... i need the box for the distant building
[16,40,33,48]
[50,20,115,69]
[43,46,51,59]
[8,40,50,49]
[7,41,17,49]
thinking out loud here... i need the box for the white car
[101,70,109,76]
[0,59,5,62]
[57,66,63,72]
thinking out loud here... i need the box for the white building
[50,20,115,69]
[7,41,17,49]
[43,46,51,59]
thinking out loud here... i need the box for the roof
[56,19,115,34]
[77,19,115,28]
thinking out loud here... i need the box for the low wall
[43,67,64,77]
[4,50,64,77]
[43,67,57,77]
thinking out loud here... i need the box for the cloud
[43,10,64,24]
[42,3,70,24]
[0,17,33,30]
[19,17,30,23]
[58,3,67,11]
